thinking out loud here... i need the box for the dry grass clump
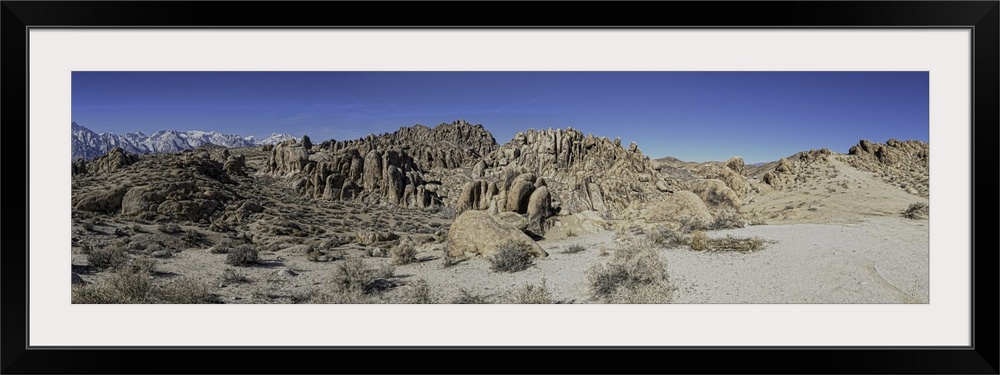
[86,245,129,270]
[403,279,435,304]
[903,202,929,219]
[451,288,490,304]
[374,263,396,279]
[72,258,153,303]
[489,240,535,273]
[157,222,182,234]
[330,257,370,294]
[158,278,212,304]
[586,241,671,303]
[390,241,418,265]
[562,244,586,254]
[511,279,553,304]
[711,208,747,229]
[221,268,251,285]
[688,231,764,252]
[647,226,687,248]
[225,244,259,266]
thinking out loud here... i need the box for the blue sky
[72,72,928,163]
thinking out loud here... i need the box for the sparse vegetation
[586,241,671,303]
[375,263,396,279]
[452,288,490,304]
[404,279,435,304]
[562,244,586,254]
[221,268,251,284]
[511,279,552,304]
[390,241,418,265]
[488,240,535,273]
[330,257,371,294]
[183,229,205,245]
[87,245,129,270]
[711,208,747,229]
[903,202,928,219]
[72,258,155,303]
[158,223,182,234]
[688,231,764,252]
[158,278,212,304]
[225,244,259,266]
[647,226,686,248]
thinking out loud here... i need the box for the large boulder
[73,186,130,214]
[688,179,742,209]
[641,191,714,226]
[447,211,547,258]
[506,177,535,214]
[526,185,552,235]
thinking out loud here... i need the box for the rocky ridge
[262,120,498,209]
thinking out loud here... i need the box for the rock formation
[844,139,929,196]
[262,120,498,208]
[461,128,673,222]
[447,210,547,259]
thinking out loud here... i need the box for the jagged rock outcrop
[447,210,547,259]
[688,179,742,209]
[464,128,669,221]
[223,154,246,176]
[265,139,309,176]
[72,147,139,175]
[844,139,929,196]
[263,120,498,208]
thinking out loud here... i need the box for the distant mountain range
[71,122,297,161]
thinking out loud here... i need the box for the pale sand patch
[663,216,928,304]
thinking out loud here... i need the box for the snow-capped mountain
[71,122,299,161]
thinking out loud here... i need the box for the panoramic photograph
[69,71,929,304]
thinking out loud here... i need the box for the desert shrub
[183,229,205,245]
[87,245,129,270]
[158,223,182,234]
[390,241,418,265]
[330,257,371,294]
[711,208,747,229]
[562,244,586,254]
[225,244,259,266]
[586,241,670,303]
[158,278,212,304]
[903,203,929,219]
[604,283,673,304]
[72,264,153,304]
[647,226,686,248]
[489,240,535,273]
[221,268,251,284]
[678,216,710,233]
[451,288,490,304]
[710,235,764,252]
[688,232,764,252]
[747,211,768,226]
[375,263,396,279]
[404,279,435,304]
[512,279,552,304]
[688,231,710,251]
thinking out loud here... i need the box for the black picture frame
[3,1,997,374]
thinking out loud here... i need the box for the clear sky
[72,71,928,163]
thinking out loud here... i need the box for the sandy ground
[663,216,928,303]
[77,213,926,304]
